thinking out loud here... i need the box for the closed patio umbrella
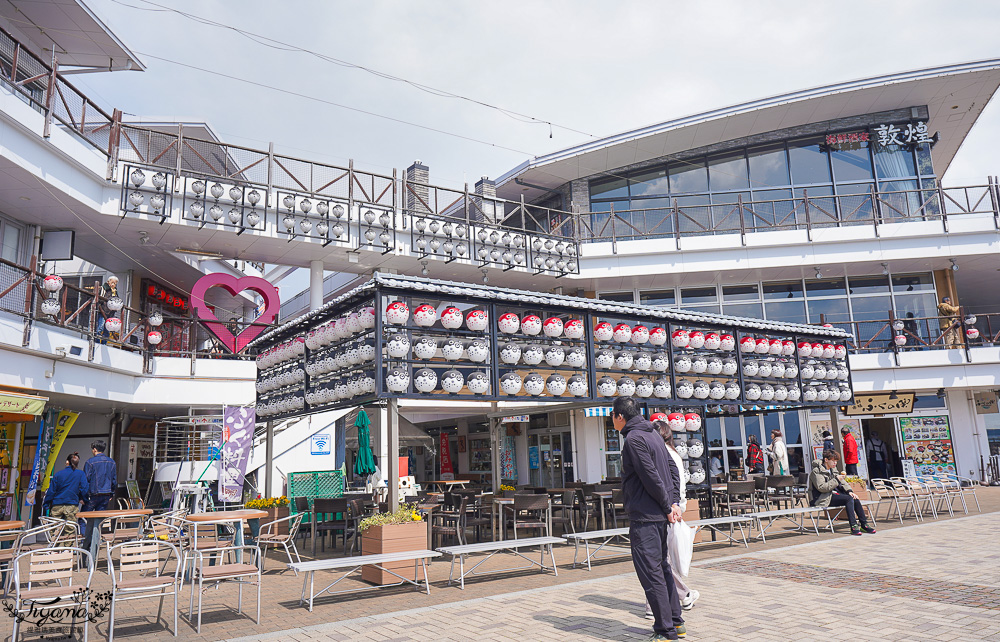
[353,409,377,478]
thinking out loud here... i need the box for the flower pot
[848,481,869,501]
[361,521,427,584]
[249,506,291,535]
[682,498,701,544]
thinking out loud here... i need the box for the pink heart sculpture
[191,273,280,353]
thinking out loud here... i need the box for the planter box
[682,498,701,544]
[361,521,426,584]
[832,482,869,521]
[262,506,291,535]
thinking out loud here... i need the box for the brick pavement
[5,487,999,641]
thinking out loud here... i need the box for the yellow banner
[40,411,79,491]
[0,392,47,416]
[0,423,16,494]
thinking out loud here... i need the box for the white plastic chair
[106,540,182,642]
[11,547,94,642]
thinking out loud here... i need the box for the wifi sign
[311,434,332,455]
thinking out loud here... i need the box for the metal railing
[0,255,263,371]
[835,309,999,365]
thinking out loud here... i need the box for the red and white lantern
[834,344,847,359]
[739,336,756,353]
[147,330,162,345]
[967,327,980,340]
[42,274,64,293]
[720,334,736,351]
[413,304,437,327]
[648,327,667,346]
[768,339,783,355]
[385,301,409,325]
[797,341,813,357]
[631,325,650,344]
[811,342,824,356]
[755,338,770,354]
[498,312,520,334]
[672,329,691,349]
[684,412,702,432]
[440,306,463,329]
[466,309,489,331]
[688,331,705,349]
[543,317,564,337]
[822,343,836,359]
[649,412,667,423]
[894,334,907,346]
[104,317,122,333]
[703,332,721,350]
[667,413,685,431]
[521,314,543,335]
[594,321,614,341]
[782,340,796,356]
[613,323,632,343]
[563,318,584,339]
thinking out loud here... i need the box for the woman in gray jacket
[810,450,876,536]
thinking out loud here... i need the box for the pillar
[265,421,274,498]
[406,161,430,216]
[387,398,400,507]
[473,176,497,225]
[829,407,844,473]
[309,260,323,311]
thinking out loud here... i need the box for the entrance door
[862,418,900,478]
[529,433,571,487]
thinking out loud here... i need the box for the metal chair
[187,545,261,634]
[919,476,955,517]
[508,494,550,540]
[889,478,933,520]
[2,523,64,595]
[870,479,909,523]
[39,516,83,549]
[106,540,182,642]
[942,473,981,512]
[550,490,576,535]
[465,493,493,542]
[573,488,598,531]
[101,514,148,560]
[258,513,304,574]
[313,497,352,554]
[718,480,756,516]
[432,495,468,547]
[11,547,94,642]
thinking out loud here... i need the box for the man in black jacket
[614,396,685,640]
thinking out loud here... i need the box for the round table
[187,510,268,558]
[78,509,153,562]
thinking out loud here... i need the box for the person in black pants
[809,450,875,536]
[613,397,685,640]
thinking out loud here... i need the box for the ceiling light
[138,231,150,246]
[881,262,889,276]
[814,268,822,279]
[420,260,429,276]
[173,247,224,259]
[936,388,945,398]
[950,258,958,271]
[888,390,898,400]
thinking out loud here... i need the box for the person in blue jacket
[43,453,89,522]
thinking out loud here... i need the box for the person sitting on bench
[809,450,876,536]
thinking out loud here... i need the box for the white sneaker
[681,589,700,611]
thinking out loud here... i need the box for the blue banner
[25,411,55,506]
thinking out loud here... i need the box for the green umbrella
[353,409,377,477]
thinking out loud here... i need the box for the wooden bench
[436,536,564,589]
[564,515,755,571]
[288,550,441,611]
[751,506,833,541]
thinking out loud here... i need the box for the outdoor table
[426,480,468,492]
[78,509,153,563]
[0,521,24,531]
[188,509,267,564]
[592,491,613,531]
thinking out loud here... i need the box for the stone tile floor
[6,487,1000,641]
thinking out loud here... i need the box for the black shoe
[861,524,877,534]
[850,525,862,536]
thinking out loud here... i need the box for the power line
[133,51,537,157]
[108,0,599,140]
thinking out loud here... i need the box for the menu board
[899,415,956,475]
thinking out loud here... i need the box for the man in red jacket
[841,426,859,475]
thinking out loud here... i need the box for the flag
[25,411,55,506]
[40,411,79,491]
[439,433,454,478]
[218,405,255,502]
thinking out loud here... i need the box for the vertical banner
[25,412,55,506]
[439,432,454,479]
[500,436,516,481]
[41,411,79,491]
[218,405,255,502]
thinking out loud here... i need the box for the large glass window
[807,298,850,324]
[748,145,790,188]
[669,161,708,194]
[806,278,847,297]
[763,281,804,300]
[831,141,874,182]
[708,153,749,191]
[892,273,934,292]
[0,221,21,263]
[873,145,917,179]
[848,275,890,295]
[630,168,669,197]
[599,291,635,303]
[764,300,808,325]
[590,176,628,199]
[681,287,718,305]
[788,138,832,184]
[640,289,676,307]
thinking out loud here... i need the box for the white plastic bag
[668,520,696,577]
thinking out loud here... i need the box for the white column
[309,260,324,311]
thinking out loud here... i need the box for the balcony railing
[0,255,262,371]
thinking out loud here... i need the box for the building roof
[0,0,144,71]
[496,59,1000,201]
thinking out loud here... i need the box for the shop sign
[0,392,47,417]
[843,392,914,416]
[501,415,529,423]
[218,405,255,502]
[439,432,454,477]
[144,279,189,311]
[528,446,540,470]
[974,391,998,414]
[311,433,331,455]
[871,121,932,148]
[825,131,870,150]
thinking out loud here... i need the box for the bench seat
[436,536,564,589]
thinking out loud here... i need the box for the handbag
[667,520,696,577]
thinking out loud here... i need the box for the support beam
[309,260,324,311]
[387,398,400,507]
[829,407,844,474]
[265,421,274,498]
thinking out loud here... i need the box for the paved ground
[7,487,1000,641]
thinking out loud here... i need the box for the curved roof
[497,58,1000,200]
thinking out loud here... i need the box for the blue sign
[311,433,331,455]
[528,446,540,470]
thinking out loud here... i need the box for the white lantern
[40,297,61,316]
[147,331,162,345]
[106,296,124,312]
[147,311,163,327]
[892,319,905,331]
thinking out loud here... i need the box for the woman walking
[746,434,765,475]
[766,429,790,476]
[643,419,700,622]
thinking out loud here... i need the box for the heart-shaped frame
[190,273,280,353]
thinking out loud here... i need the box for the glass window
[630,168,668,197]
[0,222,20,262]
[590,176,628,199]
[748,188,795,228]
[848,275,890,295]
[681,287,717,305]
[892,273,934,293]
[835,183,875,222]
[878,180,921,219]
[708,153,749,191]
[850,295,892,321]
[788,138,832,184]
[831,140,873,181]
[711,191,749,231]
[763,414,782,443]
[915,143,934,176]
[640,289,676,307]
[783,412,802,445]
[722,284,759,302]
[706,417,723,448]
[912,395,946,409]
[724,302,763,319]
[669,161,708,194]
[807,298,850,324]
[764,300,808,324]
[724,416,743,447]
[748,144,790,188]
[630,198,674,237]
[599,291,635,303]
[873,145,916,178]
[805,278,847,297]
[744,415,762,449]
[763,280,804,300]
[675,194,711,234]
[893,293,937,319]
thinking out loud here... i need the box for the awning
[584,407,613,418]
[0,391,49,420]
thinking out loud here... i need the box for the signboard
[439,433,453,477]
[843,392,914,416]
[501,415,529,424]
[500,436,516,480]
[311,433,331,455]
[528,446,540,470]
[899,415,955,476]
[0,392,47,417]
[974,392,998,414]
[901,458,917,478]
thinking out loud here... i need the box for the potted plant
[499,484,516,498]
[359,505,425,584]
[844,476,869,500]
[246,495,292,537]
